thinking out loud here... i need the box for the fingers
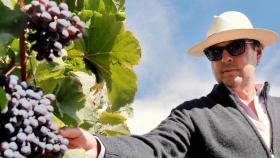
[59,127,83,139]
[59,127,98,150]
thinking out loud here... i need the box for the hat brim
[187,28,278,56]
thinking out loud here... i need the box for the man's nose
[221,49,233,63]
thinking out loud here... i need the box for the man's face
[209,40,262,88]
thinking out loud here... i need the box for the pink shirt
[229,85,272,150]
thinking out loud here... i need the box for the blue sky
[124,0,280,134]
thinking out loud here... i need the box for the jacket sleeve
[97,106,195,158]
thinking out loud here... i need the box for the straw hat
[187,11,278,56]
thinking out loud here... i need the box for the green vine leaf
[1,0,17,10]
[76,2,141,111]
[99,111,126,125]
[53,77,86,127]
[101,124,130,136]
[0,2,26,38]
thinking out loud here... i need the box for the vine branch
[20,34,27,81]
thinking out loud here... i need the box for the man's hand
[59,128,101,158]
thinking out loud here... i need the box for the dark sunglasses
[203,39,254,61]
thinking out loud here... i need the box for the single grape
[45,144,53,151]
[48,6,60,16]
[60,10,71,19]
[1,142,10,150]
[24,125,33,134]
[53,144,60,152]
[57,19,68,30]
[20,146,31,156]
[38,116,47,124]
[9,142,18,151]
[45,94,56,101]
[16,132,27,143]
[61,29,69,39]
[5,123,15,134]
[3,149,14,158]
[53,41,62,51]
[41,12,52,22]
[59,3,68,10]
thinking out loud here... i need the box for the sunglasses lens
[204,47,222,61]
[227,40,245,56]
[204,40,246,61]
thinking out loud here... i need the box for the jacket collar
[208,82,270,106]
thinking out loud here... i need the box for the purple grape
[45,94,55,101]
[9,142,18,151]
[53,41,62,51]
[49,123,58,131]
[1,142,10,150]
[46,1,57,9]
[20,146,31,155]
[59,3,68,10]
[46,105,54,112]
[68,26,78,35]
[24,125,33,134]
[41,12,52,22]
[29,118,39,127]
[49,21,57,32]
[75,21,86,30]
[23,119,30,126]
[53,144,60,152]
[34,104,48,115]
[45,144,53,151]
[13,151,25,158]
[40,126,49,135]
[9,116,17,123]
[31,1,40,7]
[38,116,47,124]
[60,10,71,19]
[18,110,28,119]
[60,144,67,152]
[49,32,60,41]
[71,16,80,25]
[39,0,48,5]
[17,132,27,143]
[48,6,60,16]
[5,123,15,133]
[61,29,69,38]
[35,4,45,13]
[4,149,14,158]
[57,19,68,30]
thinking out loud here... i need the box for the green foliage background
[0,0,141,156]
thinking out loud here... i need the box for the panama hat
[187,11,278,56]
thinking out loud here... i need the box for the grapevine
[0,0,141,157]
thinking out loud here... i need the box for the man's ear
[256,47,263,63]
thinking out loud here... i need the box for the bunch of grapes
[0,74,68,158]
[24,0,85,61]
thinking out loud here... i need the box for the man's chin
[222,76,243,88]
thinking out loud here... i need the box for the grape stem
[4,57,16,76]
[17,0,24,9]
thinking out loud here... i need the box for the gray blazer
[99,82,280,158]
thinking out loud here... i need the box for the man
[60,11,280,158]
